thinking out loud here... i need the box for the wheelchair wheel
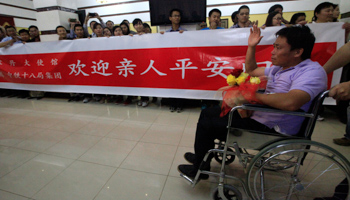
[214,147,235,165]
[213,184,242,200]
[247,140,350,200]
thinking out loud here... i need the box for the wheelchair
[180,91,350,200]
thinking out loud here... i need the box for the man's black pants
[193,105,276,168]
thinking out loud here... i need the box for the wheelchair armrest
[230,104,314,118]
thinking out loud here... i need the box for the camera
[88,13,97,17]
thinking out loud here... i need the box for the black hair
[265,11,280,27]
[113,25,121,33]
[289,13,306,25]
[231,11,239,23]
[5,25,16,31]
[332,4,339,22]
[120,22,130,35]
[106,20,114,25]
[18,29,29,35]
[74,24,83,31]
[268,4,283,14]
[238,5,249,13]
[169,8,181,17]
[55,25,67,33]
[276,25,315,60]
[122,19,129,23]
[89,20,97,28]
[313,2,334,22]
[209,8,221,17]
[28,25,38,30]
[143,23,151,33]
[103,27,112,35]
[93,23,103,30]
[132,18,143,26]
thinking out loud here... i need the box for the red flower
[230,68,243,77]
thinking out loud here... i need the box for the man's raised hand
[248,25,263,47]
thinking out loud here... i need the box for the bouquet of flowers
[219,68,266,117]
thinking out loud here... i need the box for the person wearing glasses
[166,9,187,33]
[230,5,257,28]
[268,4,289,25]
[265,11,283,27]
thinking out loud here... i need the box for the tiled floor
[0,96,348,200]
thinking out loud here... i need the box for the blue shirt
[230,24,252,28]
[251,59,327,135]
[201,27,225,30]
[166,26,187,32]
[1,36,22,44]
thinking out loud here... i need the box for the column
[33,0,78,41]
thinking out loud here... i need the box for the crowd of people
[1,2,350,198]
[0,2,349,113]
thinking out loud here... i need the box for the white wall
[76,0,342,26]
[0,0,347,29]
[33,0,77,9]
[0,0,37,28]
[0,0,34,9]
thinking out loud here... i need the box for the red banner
[0,44,336,89]
[0,23,345,101]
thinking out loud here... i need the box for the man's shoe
[317,115,325,121]
[333,137,350,146]
[184,152,196,164]
[142,101,149,107]
[83,97,91,103]
[178,164,209,180]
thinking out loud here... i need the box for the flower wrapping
[219,69,266,117]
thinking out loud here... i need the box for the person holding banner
[121,19,137,35]
[18,29,31,43]
[178,25,327,179]
[230,5,256,28]
[166,9,187,33]
[289,13,307,25]
[132,18,145,35]
[73,24,86,39]
[27,25,45,99]
[312,2,350,42]
[0,26,22,47]
[265,11,283,27]
[268,4,289,25]
[56,26,72,40]
[113,26,123,36]
[0,26,5,41]
[312,2,334,23]
[120,22,131,36]
[92,23,104,38]
[28,25,40,42]
[201,9,225,30]
[83,12,106,38]
[322,42,350,147]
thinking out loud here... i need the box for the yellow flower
[235,74,247,85]
[227,74,236,86]
[250,77,261,84]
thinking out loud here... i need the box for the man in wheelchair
[178,25,328,179]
